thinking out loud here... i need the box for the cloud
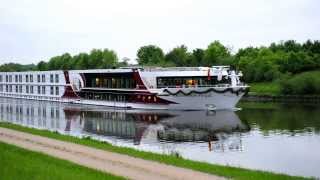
[0,0,319,64]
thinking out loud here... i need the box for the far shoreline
[241,93,320,103]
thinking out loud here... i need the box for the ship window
[50,86,54,95]
[30,75,33,82]
[30,86,34,94]
[55,74,59,83]
[55,87,59,95]
[95,78,100,87]
[156,76,230,88]
[0,75,2,82]
[42,86,46,94]
[42,74,46,82]
[15,85,18,93]
[9,75,12,82]
[26,75,29,82]
[37,86,41,94]
[0,85,3,92]
[9,85,12,92]
[85,73,138,89]
[26,86,29,93]
[15,75,18,82]
[50,74,54,83]
[19,85,22,93]
[37,75,41,82]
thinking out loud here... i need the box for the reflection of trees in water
[237,104,320,135]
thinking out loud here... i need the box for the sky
[1,0,320,64]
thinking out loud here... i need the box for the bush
[280,71,320,95]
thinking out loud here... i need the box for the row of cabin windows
[0,85,59,95]
[156,76,231,88]
[90,78,136,89]
[0,74,59,83]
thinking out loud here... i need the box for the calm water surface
[0,97,319,178]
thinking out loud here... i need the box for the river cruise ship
[0,66,248,110]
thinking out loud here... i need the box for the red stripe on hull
[132,69,147,90]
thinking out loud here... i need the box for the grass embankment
[0,122,310,180]
[249,71,320,96]
[0,141,124,180]
[249,82,281,96]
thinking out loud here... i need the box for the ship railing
[140,66,231,72]
[156,84,231,89]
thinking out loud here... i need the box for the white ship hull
[66,87,245,110]
[0,66,248,110]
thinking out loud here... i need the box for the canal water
[0,97,319,178]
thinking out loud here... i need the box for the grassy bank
[0,141,124,180]
[248,82,281,96]
[0,122,310,180]
[248,71,320,96]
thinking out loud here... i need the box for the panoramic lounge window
[89,76,135,89]
[157,76,230,88]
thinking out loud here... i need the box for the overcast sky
[1,0,319,64]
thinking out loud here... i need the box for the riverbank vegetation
[0,141,124,180]
[0,122,310,180]
[1,40,319,95]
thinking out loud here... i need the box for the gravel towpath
[0,127,224,180]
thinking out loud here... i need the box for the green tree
[89,49,103,69]
[136,45,164,65]
[190,48,204,66]
[203,41,231,66]
[101,49,118,68]
[0,63,35,72]
[74,53,90,69]
[165,45,191,66]
[60,53,72,70]
[37,61,48,71]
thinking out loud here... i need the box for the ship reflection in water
[0,98,249,153]
[81,109,250,152]
[2,97,320,178]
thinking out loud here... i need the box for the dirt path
[0,127,224,180]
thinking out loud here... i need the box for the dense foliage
[235,40,320,82]
[0,63,36,72]
[0,49,124,72]
[279,71,320,95]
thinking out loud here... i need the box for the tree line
[1,40,320,88]
[0,48,127,72]
[136,40,320,83]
